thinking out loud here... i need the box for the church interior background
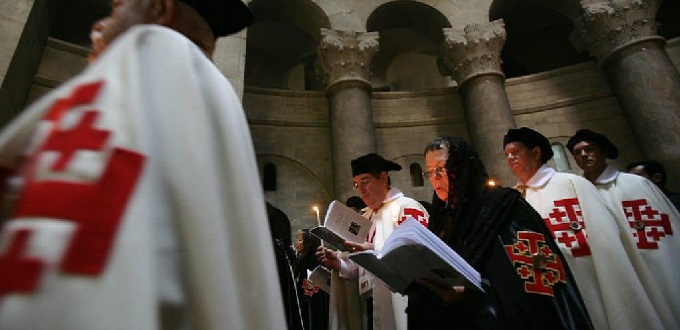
[1,0,679,235]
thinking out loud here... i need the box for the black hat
[351,153,402,177]
[566,129,619,159]
[503,127,554,163]
[182,0,254,37]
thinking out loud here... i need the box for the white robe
[591,165,680,329]
[330,188,428,330]
[0,26,286,330]
[519,165,664,330]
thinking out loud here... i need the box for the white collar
[362,188,404,215]
[520,164,556,188]
[594,164,619,184]
[383,187,404,203]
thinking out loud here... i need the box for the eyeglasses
[423,166,447,179]
[353,177,373,190]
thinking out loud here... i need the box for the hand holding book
[347,217,483,295]
[310,201,371,252]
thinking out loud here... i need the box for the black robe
[406,188,593,330]
[294,250,330,330]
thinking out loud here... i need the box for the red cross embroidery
[504,231,566,297]
[44,81,104,122]
[400,208,428,226]
[543,198,591,257]
[10,80,145,277]
[301,279,320,297]
[40,111,110,171]
[622,199,673,249]
[0,229,45,297]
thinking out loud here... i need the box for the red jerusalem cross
[504,231,566,297]
[40,110,110,171]
[543,198,591,257]
[9,80,145,277]
[400,208,427,226]
[0,229,45,297]
[623,199,673,249]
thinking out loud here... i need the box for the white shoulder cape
[0,25,286,330]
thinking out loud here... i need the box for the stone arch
[489,0,594,78]
[246,0,331,91]
[366,1,453,91]
[256,154,332,232]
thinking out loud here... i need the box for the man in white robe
[0,1,286,329]
[502,127,667,330]
[567,128,680,329]
[317,153,429,330]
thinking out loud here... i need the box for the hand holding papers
[307,265,332,293]
[348,217,482,295]
[310,201,371,251]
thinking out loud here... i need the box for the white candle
[312,206,320,226]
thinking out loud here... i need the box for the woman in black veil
[406,136,593,330]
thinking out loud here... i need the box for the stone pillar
[0,0,53,127]
[316,29,379,201]
[575,0,680,188]
[213,29,249,100]
[439,20,517,186]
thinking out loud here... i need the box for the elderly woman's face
[425,148,449,202]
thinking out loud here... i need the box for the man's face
[352,172,388,210]
[504,142,542,183]
[89,0,155,63]
[572,141,607,173]
[425,148,449,202]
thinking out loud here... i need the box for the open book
[310,201,371,251]
[348,217,482,295]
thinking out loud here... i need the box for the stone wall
[506,61,646,174]
[24,36,680,233]
[244,87,334,230]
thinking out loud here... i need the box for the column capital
[315,29,379,92]
[439,19,506,86]
[574,0,663,65]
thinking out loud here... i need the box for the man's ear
[532,146,542,161]
[651,172,664,185]
[154,0,176,26]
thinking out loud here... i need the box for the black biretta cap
[351,153,402,177]
[503,127,554,163]
[566,129,619,159]
[182,0,254,37]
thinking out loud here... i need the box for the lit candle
[312,206,320,226]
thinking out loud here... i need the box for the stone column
[0,0,53,127]
[213,29,248,100]
[316,29,379,201]
[575,0,680,188]
[439,20,517,186]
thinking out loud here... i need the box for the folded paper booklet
[307,265,332,293]
[348,217,482,295]
[310,200,371,251]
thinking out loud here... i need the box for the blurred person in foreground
[406,136,593,329]
[0,0,286,329]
